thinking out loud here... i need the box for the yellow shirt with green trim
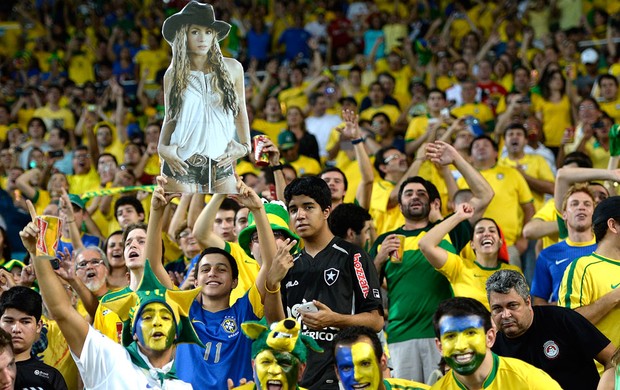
[405,115,433,143]
[430,353,562,389]
[93,286,130,343]
[385,378,430,389]
[533,95,572,147]
[278,83,310,112]
[225,241,260,306]
[287,154,322,177]
[599,99,620,124]
[67,168,100,196]
[498,154,554,211]
[251,119,287,141]
[369,179,404,236]
[438,252,522,310]
[360,104,402,126]
[558,253,620,349]
[584,138,610,169]
[31,189,52,216]
[531,198,560,249]
[451,103,495,129]
[457,165,533,246]
[41,317,79,390]
[33,106,76,131]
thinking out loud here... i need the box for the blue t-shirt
[175,287,263,389]
[531,239,597,302]
[278,28,311,60]
[57,233,102,256]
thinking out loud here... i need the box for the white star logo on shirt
[324,268,340,286]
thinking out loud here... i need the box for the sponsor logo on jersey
[543,340,559,359]
[555,258,570,266]
[285,280,299,288]
[353,253,369,298]
[34,369,50,379]
[373,289,380,299]
[324,268,340,286]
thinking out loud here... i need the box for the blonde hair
[167,25,239,120]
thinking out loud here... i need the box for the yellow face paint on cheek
[350,342,381,390]
[138,302,176,351]
[439,315,487,375]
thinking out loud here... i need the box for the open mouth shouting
[266,380,283,390]
[452,352,475,364]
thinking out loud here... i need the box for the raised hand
[0,269,16,291]
[337,109,361,140]
[233,179,263,211]
[266,238,298,289]
[55,248,76,281]
[455,202,475,219]
[152,176,181,211]
[426,140,459,166]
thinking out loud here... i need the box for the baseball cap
[581,48,599,64]
[68,194,86,210]
[278,131,297,150]
[592,196,620,226]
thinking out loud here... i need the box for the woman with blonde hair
[159,1,250,193]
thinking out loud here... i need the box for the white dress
[170,71,236,161]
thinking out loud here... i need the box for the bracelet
[351,137,365,145]
[66,219,75,224]
[265,281,281,294]
[271,164,284,172]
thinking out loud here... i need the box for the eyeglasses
[384,153,402,164]
[76,258,105,269]
[250,230,287,244]
[74,153,90,159]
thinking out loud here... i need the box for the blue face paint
[336,346,355,389]
[439,315,487,376]
[439,315,484,335]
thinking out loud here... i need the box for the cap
[581,48,599,64]
[592,196,620,226]
[68,194,86,210]
[238,202,300,258]
[278,131,297,150]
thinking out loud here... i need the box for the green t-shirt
[369,217,472,342]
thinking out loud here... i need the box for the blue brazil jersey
[176,285,263,389]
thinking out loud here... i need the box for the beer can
[390,234,406,263]
[253,135,270,167]
[35,216,63,259]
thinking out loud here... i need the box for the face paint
[254,350,300,390]
[335,342,381,390]
[135,302,176,351]
[439,315,487,376]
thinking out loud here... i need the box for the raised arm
[427,141,494,223]
[146,176,178,290]
[192,193,227,250]
[59,190,85,251]
[167,193,192,241]
[235,181,276,300]
[554,167,620,212]
[22,202,88,358]
[419,203,473,269]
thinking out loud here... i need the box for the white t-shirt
[305,114,342,158]
[72,326,192,390]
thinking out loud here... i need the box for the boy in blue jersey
[531,184,597,305]
[147,176,294,389]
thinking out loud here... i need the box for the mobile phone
[518,96,531,104]
[592,121,605,129]
[297,302,319,313]
[47,150,64,158]
[50,258,60,270]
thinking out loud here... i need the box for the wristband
[271,165,284,172]
[265,281,281,294]
[351,137,365,145]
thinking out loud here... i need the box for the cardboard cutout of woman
[160,1,251,193]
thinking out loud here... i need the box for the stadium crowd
[0,0,620,388]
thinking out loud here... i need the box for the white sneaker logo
[555,258,570,266]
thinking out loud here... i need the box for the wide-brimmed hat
[238,202,300,258]
[162,1,231,45]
